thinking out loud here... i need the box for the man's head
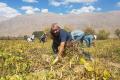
[50,23,61,37]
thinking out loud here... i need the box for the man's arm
[52,42,65,64]
[58,42,65,58]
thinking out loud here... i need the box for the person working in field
[40,33,47,43]
[50,23,72,64]
[27,35,35,42]
[50,23,97,64]
[71,30,97,47]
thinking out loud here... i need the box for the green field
[0,39,120,80]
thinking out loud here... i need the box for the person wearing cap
[50,23,72,64]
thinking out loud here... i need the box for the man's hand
[52,56,59,65]
[52,42,65,65]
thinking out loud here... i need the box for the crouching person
[71,30,97,47]
[50,23,72,64]
[83,35,97,47]
[40,33,47,43]
[70,30,96,61]
[27,35,35,42]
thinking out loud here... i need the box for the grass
[0,39,120,80]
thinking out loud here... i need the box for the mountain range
[0,11,120,37]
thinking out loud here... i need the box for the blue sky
[0,0,120,18]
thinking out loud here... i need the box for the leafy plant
[84,27,96,35]
[115,28,120,39]
[97,29,110,40]
[0,39,120,79]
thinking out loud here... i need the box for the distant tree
[32,31,44,38]
[84,27,96,35]
[115,28,120,39]
[24,35,28,40]
[97,29,110,40]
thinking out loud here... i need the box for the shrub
[97,29,110,40]
[84,27,96,35]
[24,35,28,40]
[32,31,44,38]
[115,28,120,39]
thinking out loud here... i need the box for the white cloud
[69,5,73,8]
[65,0,97,3]
[0,2,7,7]
[70,6,101,14]
[21,6,40,14]
[50,0,61,7]
[49,0,97,6]
[41,9,48,13]
[22,0,38,3]
[65,5,73,8]
[117,2,120,7]
[59,13,63,15]
[0,2,21,18]
[96,7,101,11]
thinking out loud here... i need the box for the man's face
[51,25,60,36]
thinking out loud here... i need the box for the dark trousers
[52,42,59,54]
